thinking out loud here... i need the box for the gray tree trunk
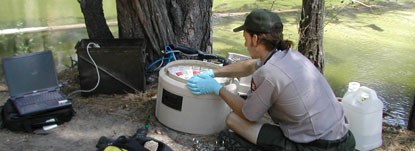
[116,0,213,61]
[298,0,325,73]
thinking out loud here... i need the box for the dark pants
[257,124,356,151]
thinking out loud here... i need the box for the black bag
[96,128,173,151]
[0,99,75,132]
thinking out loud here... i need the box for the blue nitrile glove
[197,69,215,78]
[187,74,223,95]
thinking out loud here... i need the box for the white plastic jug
[342,83,383,151]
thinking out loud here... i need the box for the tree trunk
[408,94,415,131]
[79,0,114,39]
[298,0,325,73]
[116,0,213,62]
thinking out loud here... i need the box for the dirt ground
[0,68,414,151]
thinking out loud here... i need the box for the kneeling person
[186,9,355,151]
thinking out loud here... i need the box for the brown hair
[246,23,293,51]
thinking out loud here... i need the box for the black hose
[169,44,232,65]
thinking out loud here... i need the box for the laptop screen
[2,50,59,98]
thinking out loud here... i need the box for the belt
[305,131,350,149]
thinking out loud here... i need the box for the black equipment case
[75,39,147,96]
[1,99,75,132]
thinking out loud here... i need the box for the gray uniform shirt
[242,49,349,143]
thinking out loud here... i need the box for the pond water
[0,0,118,72]
[0,0,414,127]
[323,8,415,127]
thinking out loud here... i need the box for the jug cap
[348,82,360,92]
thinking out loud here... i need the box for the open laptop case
[2,50,72,116]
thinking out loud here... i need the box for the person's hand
[186,74,223,95]
[197,69,215,78]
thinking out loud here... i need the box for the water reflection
[0,29,87,73]
[0,0,117,75]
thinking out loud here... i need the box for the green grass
[213,0,415,13]
[212,0,350,12]
[213,0,301,13]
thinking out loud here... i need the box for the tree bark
[116,0,213,62]
[298,0,325,73]
[79,0,114,39]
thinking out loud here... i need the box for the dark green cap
[233,9,282,33]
